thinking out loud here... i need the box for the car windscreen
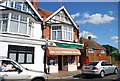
[85,62,99,66]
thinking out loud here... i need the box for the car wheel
[114,68,118,74]
[32,79,43,81]
[100,71,105,78]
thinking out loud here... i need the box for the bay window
[51,25,73,41]
[0,12,32,36]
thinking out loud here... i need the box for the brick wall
[86,49,106,56]
[43,25,51,39]
[88,56,111,63]
[43,25,79,41]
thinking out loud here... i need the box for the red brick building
[37,6,84,73]
[80,38,111,67]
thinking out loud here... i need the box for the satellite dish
[74,39,79,43]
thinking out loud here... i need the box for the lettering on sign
[50,51,80,54]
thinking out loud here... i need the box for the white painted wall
[48,65,58,73]
[68,65,77,71]
[0,41,45,71]
[0,42,8,56]
[33,22,42,39]
[0,33,46,72]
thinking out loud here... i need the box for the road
[49,72,119,81]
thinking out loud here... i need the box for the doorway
[58,55,62,71]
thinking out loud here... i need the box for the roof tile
[37,8,53,18]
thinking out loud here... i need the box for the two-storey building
[37,6,84,73]
[80,37,111,67]
[0,0,46,71]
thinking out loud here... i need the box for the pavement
[47,70,81,79]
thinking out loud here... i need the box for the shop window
[63,56,68,66]
[8,45,34,64]
[69,56,76,64]
[48,57,57,65]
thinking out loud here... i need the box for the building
[80,37,111,67]
[37,5,84,73]
[0,0,46,71]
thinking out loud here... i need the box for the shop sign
[50,51,80,54]
[54,42,83,48]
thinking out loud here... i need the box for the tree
[102,45,119,56]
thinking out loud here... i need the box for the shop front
[46,46,81,73]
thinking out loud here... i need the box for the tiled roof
[37,8,53,18]
[82,38,106,49]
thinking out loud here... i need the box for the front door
[58,55,62,71]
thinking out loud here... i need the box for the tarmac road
[48,73,119,81]
[48,67,120,81]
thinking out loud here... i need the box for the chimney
[31,0,38,10]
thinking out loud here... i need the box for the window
[8,45,34,64]
[1,60,21,72]
[63,56,68,66]
[101,50,105,54]
[51,25,73,41]
[101,61,111,66]
[48,56,57,65]
[88,48,94,53]
[2,20,8,32]
[85,62,99,66]
[0,13,32,35]
[23,4,28,12]
[15,2,22,10]
[9,20,18,33]
[10,1,14,8]
[51,26,62,40]
[9,13,28,35]
[0,21,1,32]
[69,56,76,64]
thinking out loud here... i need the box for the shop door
[58,56,62,71]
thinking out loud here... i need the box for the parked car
[0,56,48,81]
[82,61,118,78]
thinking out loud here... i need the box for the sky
[38,2,119,48]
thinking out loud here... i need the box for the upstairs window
[51,25,73,41]
[10,1,28,12]
[0,12,33,36]
[88,48,94,53]
[9,13,28,35]
[101,50,105,54]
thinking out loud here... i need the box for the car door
[1,60,28,81]
[101,61,110,74]
[0,60,3,81]
[106,62,115,73]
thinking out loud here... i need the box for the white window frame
[51,24,73,41]
[101,50,105,54]
[88,48,94,53]
[0,12,33,36]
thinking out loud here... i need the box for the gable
[47,10,72,25]
[0,0,42,21]
[46,6,78,29]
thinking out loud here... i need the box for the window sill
[1,32,30,37]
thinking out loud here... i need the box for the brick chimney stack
[31,0,38,10]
